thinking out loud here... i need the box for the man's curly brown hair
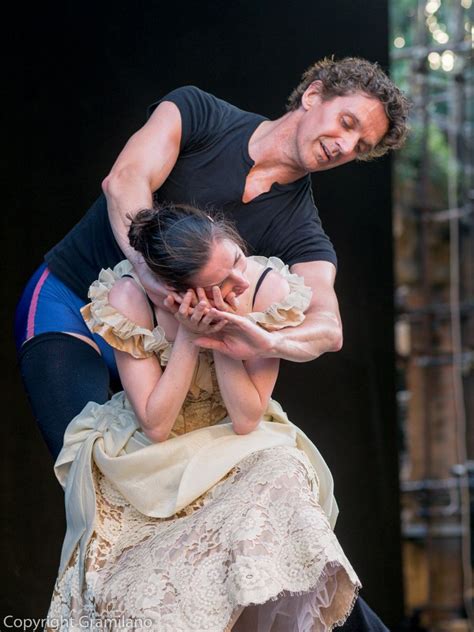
[287,57,410,160]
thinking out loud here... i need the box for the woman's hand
[133,259,237,316]
[174,289,229,336]
[207,286,239,313]
[164,286,239,315]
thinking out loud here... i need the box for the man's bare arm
[268,260,343,362]
[101,100,182,264]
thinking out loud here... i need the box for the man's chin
[312,160,335,172]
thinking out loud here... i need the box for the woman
[46,204,360,631]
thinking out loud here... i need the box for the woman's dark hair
[128,203,247,291]
[286,56,410,160]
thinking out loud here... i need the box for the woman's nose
[232,270,249,290]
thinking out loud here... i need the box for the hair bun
[128,208,159,253]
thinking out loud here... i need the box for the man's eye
[342,118,351,129]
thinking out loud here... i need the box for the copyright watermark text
[2,616,153,631]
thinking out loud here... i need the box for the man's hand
[133,260,178,309]
[194,310,276,360]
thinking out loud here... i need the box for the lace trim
[328,581,361,631]
[80,260,171,360]
[231,565,361,632]
[246,256,312,331]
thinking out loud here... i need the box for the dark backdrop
[2,0,404,627]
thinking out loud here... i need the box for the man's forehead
[329,91,383,112]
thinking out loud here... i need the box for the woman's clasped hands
[166,286,236,336]
[164,285,275,361]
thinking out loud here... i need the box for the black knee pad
[18,332,111,459]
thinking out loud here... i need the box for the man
[102,57,408,363]
[16,56,409,630]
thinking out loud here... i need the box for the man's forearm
[268,260,342,362]
[101,100,182,264]
[267,311,343,362]
[102,168,153,263]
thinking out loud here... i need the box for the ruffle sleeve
[246,256,312,331]
[80,260,171,360]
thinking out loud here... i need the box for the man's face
[294,85,389,172]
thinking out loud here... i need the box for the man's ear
[301,80,323,110]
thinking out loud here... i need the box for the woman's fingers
[225,291,239,311]
[212,286,228,311]
[200,309,228,330]
[211,319,227,332]
[189,289,199,307]
[179,290,194,317]
[175,291,233,333]
[163,295,177,314]
[169,291,183,305]
[211,286,239,312]
[205,307,223,321]
[196,287,210,305]
[190,301,209,323]
[200,311,218,328]
[191,307,228,331]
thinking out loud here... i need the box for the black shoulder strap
[252,267,272,308]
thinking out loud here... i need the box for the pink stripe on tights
[26,268,50,339]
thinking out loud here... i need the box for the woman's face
[187,238,249,300]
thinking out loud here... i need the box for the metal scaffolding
[390,0,474,629]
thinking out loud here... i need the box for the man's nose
[338,131,359,155]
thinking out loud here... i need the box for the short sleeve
[246,256,312,331]
[80,260,170,360]
[147,86,226,153]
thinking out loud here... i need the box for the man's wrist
[129,253,147,269]
[261,329,283,359]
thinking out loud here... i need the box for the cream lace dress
[45,257,361,632]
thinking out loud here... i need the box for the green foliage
[394,120,457,209]
[389,0,464,211]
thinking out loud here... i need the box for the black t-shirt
[45,86,336,301]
